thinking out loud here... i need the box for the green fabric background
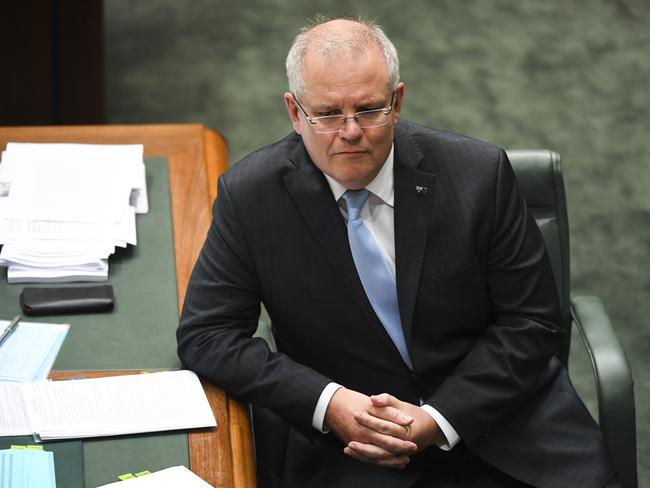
[103,2,649,484]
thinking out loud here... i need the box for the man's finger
[366,402,414,426]
[354,411,416,443]
[344,447,408,469]
[370,393,394,406]
[349,422,418,454]
[344,443,411,469]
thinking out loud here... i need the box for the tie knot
[342,189,370,221]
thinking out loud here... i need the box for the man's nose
[338,116,363,139]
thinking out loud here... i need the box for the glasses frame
[292,92,396,134]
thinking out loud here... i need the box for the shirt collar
[324,144,394,207]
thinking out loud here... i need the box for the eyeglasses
[292,92,396,134]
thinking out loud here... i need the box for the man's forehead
[301,48,389,97]
[306,19,375,51]
[303,40,382,67]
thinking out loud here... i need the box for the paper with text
[0,370,216,440]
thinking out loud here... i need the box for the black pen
[0,315,21,348]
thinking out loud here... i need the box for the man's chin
[331,169,379,189]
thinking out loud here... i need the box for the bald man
[178,18,619,488]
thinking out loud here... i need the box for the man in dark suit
[177,18,619,488]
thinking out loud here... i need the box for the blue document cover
[0,319,69,382]
[0,437,84,488]
[0,447,56,488]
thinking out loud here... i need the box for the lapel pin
[415,185,429,195]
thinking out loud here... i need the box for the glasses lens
[311,106,392,133]
[357,109,389,128]
[314,116,344,132]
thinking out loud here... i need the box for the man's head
[284,18,404,190]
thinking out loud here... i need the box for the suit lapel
[283,141,403,360]
[394,127,436,343]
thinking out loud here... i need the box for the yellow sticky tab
[26,445,44,450]
[118,473,136,481]
[134,471,152,477]
[10,445,27,450]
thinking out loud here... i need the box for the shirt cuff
[312,382,343,433]
[420,404,461,451]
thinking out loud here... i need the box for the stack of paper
[0,319,69,382]
[0,143,148,283]
[0,447,56,488]
[97,466,213,488]
[0,370,217,440]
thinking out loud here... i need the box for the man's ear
[391,82,405,123]
[284,92,302,135]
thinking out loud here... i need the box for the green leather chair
[254,149,638,488]
[507,149,637,488]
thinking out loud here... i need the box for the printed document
[0,370,216,440]
[0,142,147,283]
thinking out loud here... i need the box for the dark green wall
[105,1,649,484]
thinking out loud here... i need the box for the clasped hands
[324,388,445,469]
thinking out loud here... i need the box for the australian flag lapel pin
[415,185,429,195]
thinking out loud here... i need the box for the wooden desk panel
[0,125,254,488]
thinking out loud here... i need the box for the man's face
[285,45,404,190]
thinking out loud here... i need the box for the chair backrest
[506,149,572,364]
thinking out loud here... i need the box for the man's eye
[317,112,336,117]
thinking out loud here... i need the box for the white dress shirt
[311,145,460,451]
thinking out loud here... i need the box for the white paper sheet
[6,261,109,284]
[4,158,132,223]
[0,143,144,283]
[2,143,147,214]
[0,370,217,440]
[0,382,31,435]
[96,466,213,488]
[0,204,137,246]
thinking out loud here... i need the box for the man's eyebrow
[357,99,387,108]
[310,103,340,112]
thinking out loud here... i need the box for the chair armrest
[571,295,637,488]
[254,309,277,352]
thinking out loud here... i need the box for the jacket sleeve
[176,175,331,433]
[425,149,564,446]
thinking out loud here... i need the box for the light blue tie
[342,189,413,369]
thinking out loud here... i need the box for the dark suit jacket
[177,120,616,488]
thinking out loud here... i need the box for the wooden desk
[0,125,256,488]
